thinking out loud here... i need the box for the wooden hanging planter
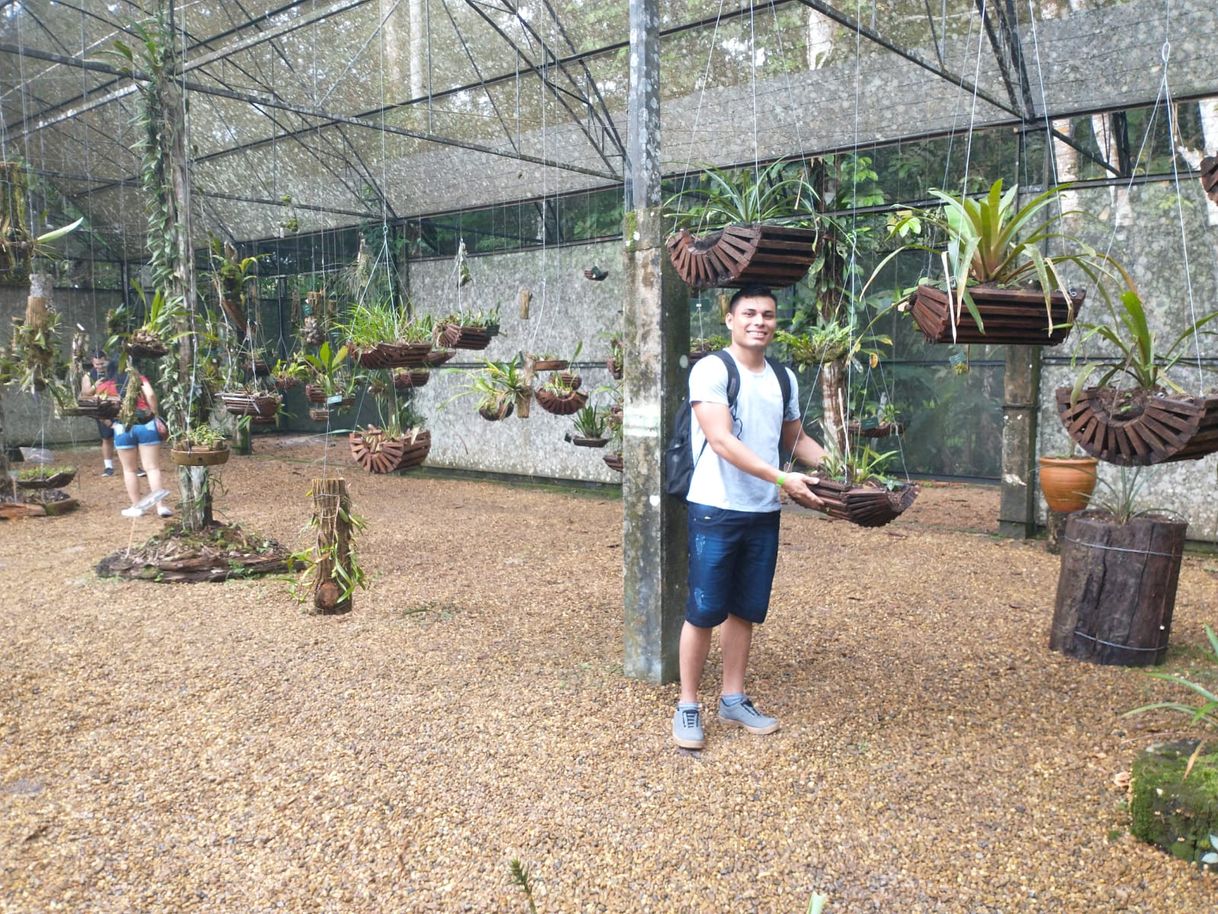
[274,375,301,391]
[603,453,624,472]
[570,435,609,448]
[479,399,514,421]
[247,358,270,377]
[308,407,330,422]
[535,387,588,416]
[349,427,431,474]
[1055,387,1218,466]
[1201,155,1218,205]
[607,356,623,380]
[16,468,76,490]
[531,358,568,372]
[393,368,431,390]
[665,224,818,290]
[807,479,919,528]
[349,341,432,369]
[218,391,281,418]
[906,283,1084,345]
[556,371,581,391]
[439,323,498,350]
[847,419,902,439]
[67,396,120,419]
[426,348,456,366]
[125,332,168,359]
[169,445,230,467]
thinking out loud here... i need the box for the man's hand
[779,471,824,510]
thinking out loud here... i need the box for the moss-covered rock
[1129,740,1218,871]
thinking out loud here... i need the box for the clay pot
[1039,455,1099,514]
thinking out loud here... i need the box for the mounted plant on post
[208,236,260,339]
[294,477,366,615]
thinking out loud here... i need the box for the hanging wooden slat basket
[393,368,431,390]
[665,224,818,290]
[426,348,456,366]
[808,479,919,528]
[603,453,624,472]
[439,323,498,350]
[1201,155,1218,205]
[218,391,281,418]
[535,387,588,416]
[1055,387,1218,466]
[906,284,1084,346]
[349,341,432,369]
[16,468,77,489]
[169,446,230,467]
[349,427,431,473]
[125,331,168,359]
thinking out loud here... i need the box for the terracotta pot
[1038,456,1099,513]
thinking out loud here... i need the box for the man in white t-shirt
[674,285,827,750]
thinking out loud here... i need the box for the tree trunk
[177,465,213,529]
[311,477,353,615]
[1050,513,1187,666]
[821,358,849,455]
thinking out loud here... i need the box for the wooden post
[1050,513,1187,666]
[310,477,354,615]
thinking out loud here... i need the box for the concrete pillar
[998,344,1040,538]
[622,0,689,682]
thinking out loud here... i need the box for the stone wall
[405,240,623,484]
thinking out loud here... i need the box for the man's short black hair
[91,348,109,359]
[728,284,777,312]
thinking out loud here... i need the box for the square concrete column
[998,343,1041,538]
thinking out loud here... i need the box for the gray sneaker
[718,696,779,735]
[672,703,705,749]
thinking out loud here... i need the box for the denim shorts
[113,418,161,449]
[686,503,781,628]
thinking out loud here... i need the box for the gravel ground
[2,437,1215,913]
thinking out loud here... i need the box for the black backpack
[663,350,792,499]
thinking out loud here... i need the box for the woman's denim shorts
[113,418,161,449]
[685,503,781,628]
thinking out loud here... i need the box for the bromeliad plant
[888,179,1131,334]
[1070,289,1218,398]
[816,438,901,490]
[455,356,529,419]
[296,341,357,401]
[1125,624,1218,742]
[664,158,819,231]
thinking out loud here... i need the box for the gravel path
[2,438,1215,913]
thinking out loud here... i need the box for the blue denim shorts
[113,418,161,449]
[686,503,781,628]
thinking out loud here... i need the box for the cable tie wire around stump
[1070,629,1167,654]
[1060,536,1182,559]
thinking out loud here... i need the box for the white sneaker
[157,504,174,518]
[120,506,144,518]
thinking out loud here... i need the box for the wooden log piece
[310,477,353,615]
[1050,512,1187,666]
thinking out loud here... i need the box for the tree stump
[311,477,353,615]
[177,465,213,531]
[1049,513,1187,666]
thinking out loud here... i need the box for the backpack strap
[765,355,793,419]
[712,349,741,414]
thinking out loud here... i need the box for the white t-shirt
[686,351,799,512]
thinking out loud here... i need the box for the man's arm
[693,402,823,508]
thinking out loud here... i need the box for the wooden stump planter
[349,341,432,369]
[906,284,1084,345]
[349,427,431,474]
[1038,455,1098,513]
[218,391,281,419]
[1050,512,1187,666]
[665,224,818,290]
[807,479,919,528]
[392,368,431,390]
[169,445,230,467]
[535,387,588,416]
[1055,387,1218,466]
[439,323,498,350]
